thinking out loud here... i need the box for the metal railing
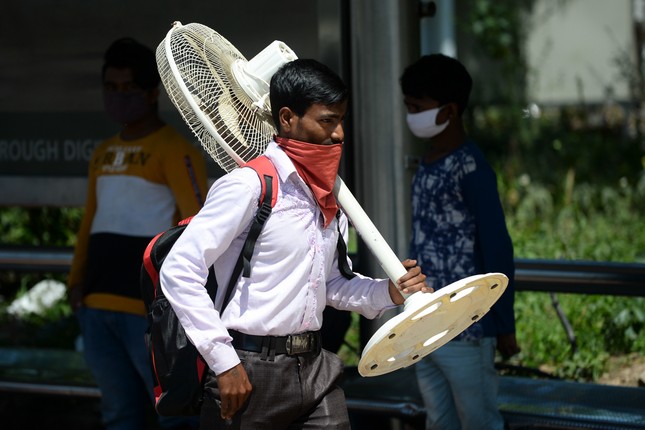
[1,247,643,296]
[0,246,74,273]
[514,258,645,297]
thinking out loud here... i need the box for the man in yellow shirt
[68,38,208,430]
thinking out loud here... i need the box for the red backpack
[140,155,278,416]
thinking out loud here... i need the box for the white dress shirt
[160,141,395,375]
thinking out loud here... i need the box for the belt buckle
[286,333,311,355]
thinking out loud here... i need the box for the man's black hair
[400,54,472,116]
[102,38,160,90]
[269,59,348,131]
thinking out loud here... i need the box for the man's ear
[440,102,459,123]
[278,107,295,133]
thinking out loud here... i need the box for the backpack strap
[240,155,278,278]
[336,210,356,280]
[220,156,278,312]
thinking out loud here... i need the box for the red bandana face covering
[275,136,342,228]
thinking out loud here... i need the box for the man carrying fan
[160,59,430,429]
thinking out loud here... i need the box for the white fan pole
[333,176,408,294]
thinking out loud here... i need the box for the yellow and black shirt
[68,125,208,315]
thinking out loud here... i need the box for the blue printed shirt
[409,141,516,339]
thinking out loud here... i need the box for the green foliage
[0,207,83,246]
[0,207,83,320]
[461,0,645,381]
[0,207,82,349]
[470,99,645,382]
[0,280,78,349]
[514,292,645,381]
[465,0,533,70]
[337,312,361,366]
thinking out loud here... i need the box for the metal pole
[348,0,420,349]
[420,0,456,56]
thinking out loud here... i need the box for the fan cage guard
[156,22,276,174]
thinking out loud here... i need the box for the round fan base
[358,273,509,377]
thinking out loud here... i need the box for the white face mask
[406,106,449,138]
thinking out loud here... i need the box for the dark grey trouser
[200,348,350,430]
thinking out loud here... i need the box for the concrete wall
[525,0,634,105]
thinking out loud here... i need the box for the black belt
[229,330,321,356]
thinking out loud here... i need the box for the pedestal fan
[156,21,508,377]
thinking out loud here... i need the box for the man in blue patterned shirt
[400,54,520,430]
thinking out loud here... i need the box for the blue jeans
[415,338,504,430]
[78,307,198,430]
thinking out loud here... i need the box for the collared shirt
[160,141,394,375]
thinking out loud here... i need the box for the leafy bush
[474,103,645,382]
[0,280,78,349]
[0,207,83,246]
[0,208,83,349]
